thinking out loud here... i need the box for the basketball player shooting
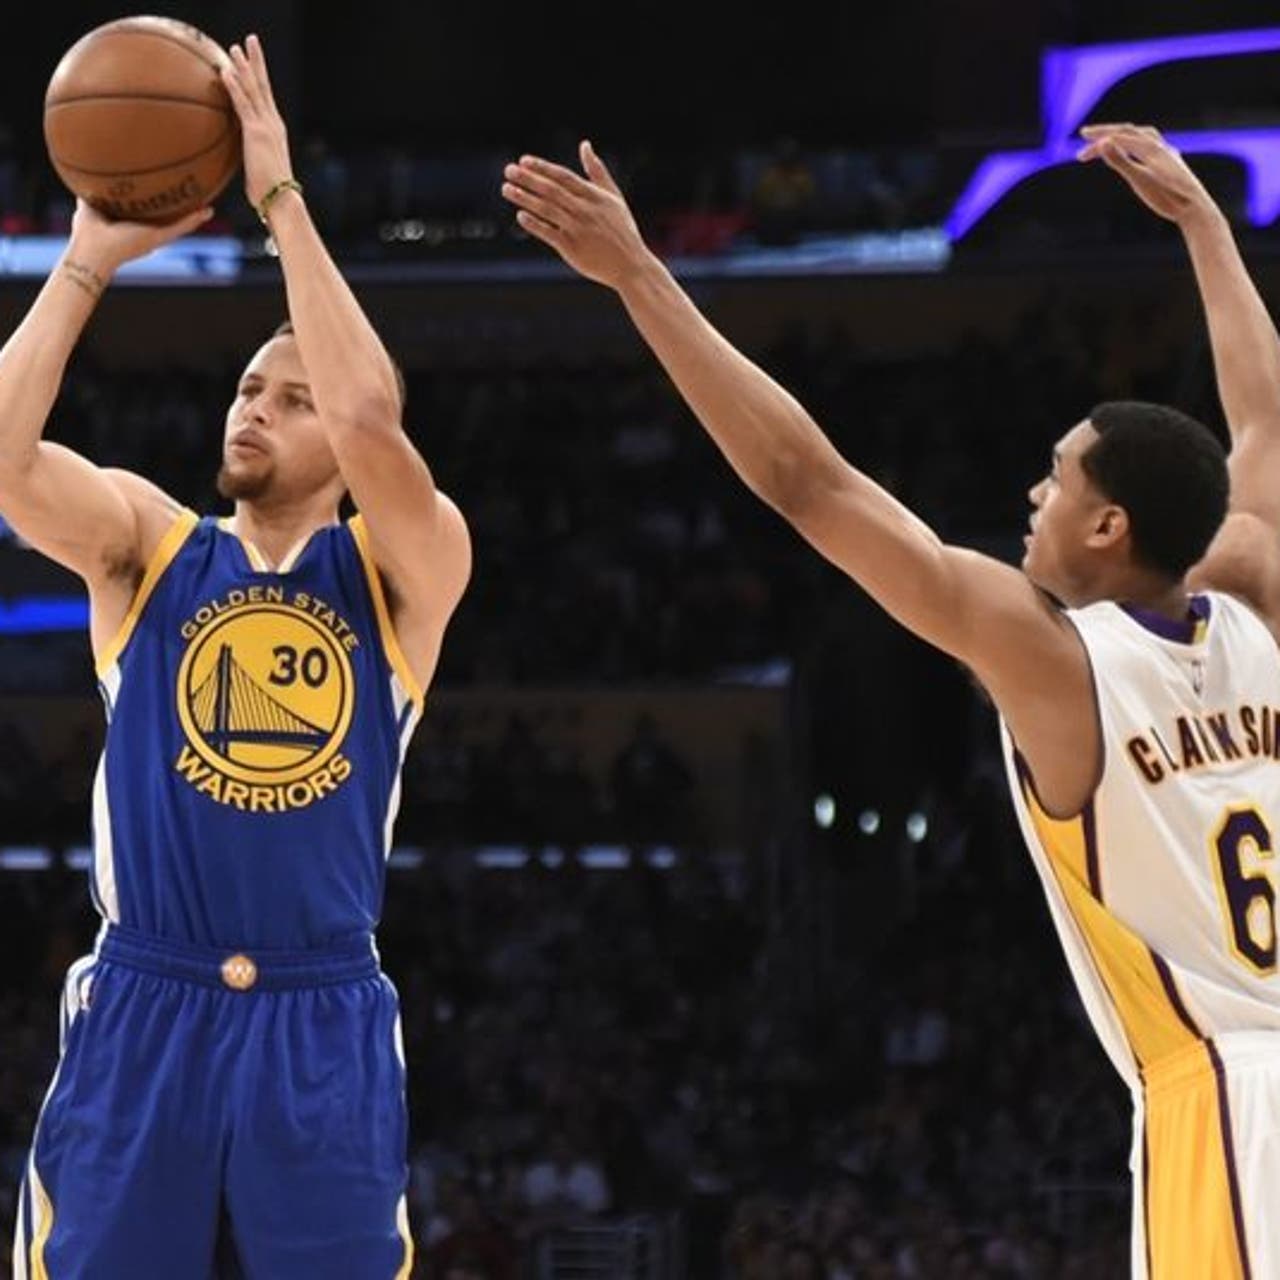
[5,33,469,1279]
[503,129,1280,1277]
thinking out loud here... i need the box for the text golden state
[173,586,359,811]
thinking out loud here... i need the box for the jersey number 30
[1212,806,1277,975]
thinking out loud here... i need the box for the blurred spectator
[609,712,697,844]
[749,138,819,245]
[424,1180,518,1280]
[484,712,551,841]
[403,706,476,844]
[521,1129,612,1227]
[0,288,1191,1277]
[296,136,351,235]
[882,967,951,1068]
[0,132,1263,253]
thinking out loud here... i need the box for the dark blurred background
[2,1,1279,1276]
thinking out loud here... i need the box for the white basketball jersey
[1002,591,1280,1089]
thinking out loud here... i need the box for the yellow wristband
[256,177,303,226]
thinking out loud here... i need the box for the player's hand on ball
[1077,124,1217,226]
[503,141,650,289]
[69,199,213,276]
[220,34,294,213]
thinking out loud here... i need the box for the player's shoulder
[101,467,184,526]
[1201,587,1280,653]
[96,468,192,574]
[1190,511,1280,639]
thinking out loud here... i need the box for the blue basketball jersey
[89,511,424,949]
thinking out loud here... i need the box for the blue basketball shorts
[12,924,414,1279]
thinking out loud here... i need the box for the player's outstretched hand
[221,33,294,214]
[69,198,213,276]
[502,141,651,289]
[1077,124,1218,226]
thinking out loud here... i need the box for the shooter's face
[218,334,339,503]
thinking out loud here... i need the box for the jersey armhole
[94,508,200,677]
[348,514,426,713]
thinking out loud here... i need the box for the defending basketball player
[502,131,1280,1277]
[5,33,469,1279]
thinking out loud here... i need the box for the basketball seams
[50,128,236,180]
[54,24,227,81]
[46,93,233,118]
[43,18,241,221]
[101,22,226,73]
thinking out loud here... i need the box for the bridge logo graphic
[176,602,355,788]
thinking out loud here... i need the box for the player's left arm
[221,35,471,688]
[1081,124,1280,624]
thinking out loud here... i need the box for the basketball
[43,16,241,223]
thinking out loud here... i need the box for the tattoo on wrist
[62,259,106,300]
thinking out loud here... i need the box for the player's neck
[230,498,340,571]
[1112,575,1192,623]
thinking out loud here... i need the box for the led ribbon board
[947,28,1280,239]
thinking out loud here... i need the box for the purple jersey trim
[1207,1040,1255,1280]
[1151,954,1202,1040]
[1081,799,1101,898]
[1119,594,1211,645]
[1141,1127,1154,1280]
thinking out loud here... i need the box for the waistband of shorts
[98,923,379,992]
[1143,1030,1280,1098]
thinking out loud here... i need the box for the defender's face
[220,335,339,502]
[1022,419,1108,603]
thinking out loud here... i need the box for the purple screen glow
[947,28,1280,240]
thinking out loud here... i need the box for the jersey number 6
[1211,805,1277,976]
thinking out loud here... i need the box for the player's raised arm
[0,200,207,624]
[1081,125,1280,619]
[220,35,471,676]
[499,142,1053,659]
[502,142,1097,810]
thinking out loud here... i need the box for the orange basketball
[43,16,241,223]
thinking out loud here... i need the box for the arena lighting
[858,809,881,836]
[814,793,836,829]
[474,845,529,869]
[712,228,951,275]
[905,812,929,843]
[0,234,241,281]
[947,27,1280,239]
[0,596,88,634]
[0,846,53,870]
[387,846,425,869]
[0,844,695,875]
[579,845,630,869]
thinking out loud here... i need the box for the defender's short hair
[1083,400,1228,580]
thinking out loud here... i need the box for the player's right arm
[0,201,209,646]
[503,144,1099,814]
[1081,125,1280,629]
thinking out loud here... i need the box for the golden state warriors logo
[174,588,360,812]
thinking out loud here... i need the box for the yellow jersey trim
[1015,768,1202,1071]
[30,1161,53,1280]
[275,535,310,573]
[95,508,200,677]
[1143,1041,1249,1278]
[348,515,425,713]
[217,516,271,572]
[395,1194,415,1280]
